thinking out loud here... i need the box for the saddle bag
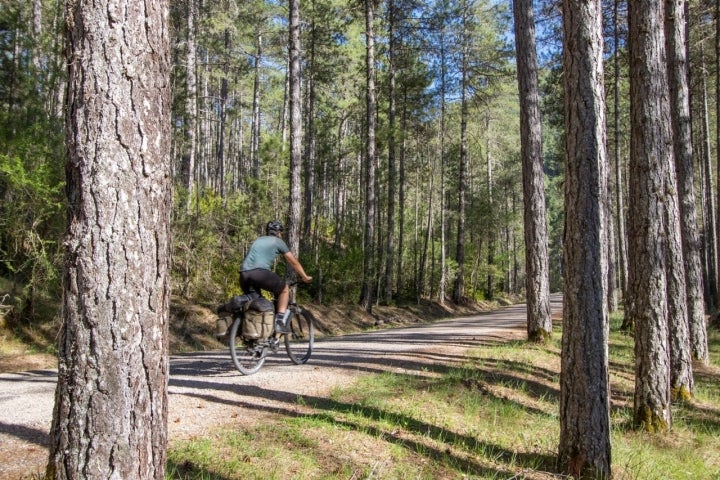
[215,293,256,339]
[242,297,275,339]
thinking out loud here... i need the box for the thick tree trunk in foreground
[558,0,611,477]
[48,1,172,478]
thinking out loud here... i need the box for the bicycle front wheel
[229,317,267,375]
[284,307,314,364]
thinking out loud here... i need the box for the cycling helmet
[266,220,284,236]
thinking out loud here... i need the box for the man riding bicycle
[240,221,312,333]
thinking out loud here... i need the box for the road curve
[0,295,561,478]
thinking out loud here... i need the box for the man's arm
[283,251,312,282]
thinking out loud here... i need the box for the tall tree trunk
[185,0,198,199]
[199,48,210,191]
[384,0,397,305]
[486,112,495,300]
[438,31,447,306]
[628,0,672,433]
[659,0,693,402]
[716,0,720,311]
[288,0,302,264]
[558,0,611,477]
[453,1,469,304]
[31,0,43,75]
[512,0,552,341]
[48,0,171,477]
[397,91,408,298]
[666,0,707,373]
[216,29,230,198]
[251,30,263,179]
[419,152,435,303]
[360,0,377,312]
[48,0,67,119]
[700,48,718,309]
[303,21,317,253]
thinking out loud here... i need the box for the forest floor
[0,294,528,479]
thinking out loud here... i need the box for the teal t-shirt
[241,235,290,271]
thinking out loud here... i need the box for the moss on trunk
[634,405,669,433]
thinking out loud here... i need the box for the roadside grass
[166,323,720,480]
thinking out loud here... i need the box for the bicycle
[216,286,315,375]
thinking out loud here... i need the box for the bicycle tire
[229,316,267,375]
[284,307,314,364]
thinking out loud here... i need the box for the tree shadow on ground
[303,395,559,477]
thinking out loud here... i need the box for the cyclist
[240,220,312,333]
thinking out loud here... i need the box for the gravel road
[0,296,560,479]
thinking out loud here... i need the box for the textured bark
[628,0,672,432]
[666,0,709,365]
[48,0,171,478]
[288,0,302,260]
[665,0,701,392]
[700,51,718,309]
[184,0,197,195]
[512,0,552,342]
[558,1,611,478]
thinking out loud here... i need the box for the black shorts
[240,269,287,297]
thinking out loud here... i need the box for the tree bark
[665,0,705,384]
[384,0,397,305]
[397,91,408,298]
[288,0,302,262]
[716,0,720,311]
[251,30,263,179]
[302,21,317,252]
[558,0,611,477]
[512,0,552,342]
[485,112,495,301]
[700,48,718,309]
[184,0,198,198]
[48,0,171,477]
[453,0,469,304]
[628,0,672,433]
[360,0,377,312]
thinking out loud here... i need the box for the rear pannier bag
[242,297,274,339]
[215,294,256,338]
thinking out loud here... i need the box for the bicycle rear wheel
[284,307,314,364]
[229,317,267,375]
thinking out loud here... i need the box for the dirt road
[0,297,560,479]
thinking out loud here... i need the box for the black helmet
[266,220,284,236]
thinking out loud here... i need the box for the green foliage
[172,189,258,302]
[0,122,65,319]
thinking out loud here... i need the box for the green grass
[166,328,720,479]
